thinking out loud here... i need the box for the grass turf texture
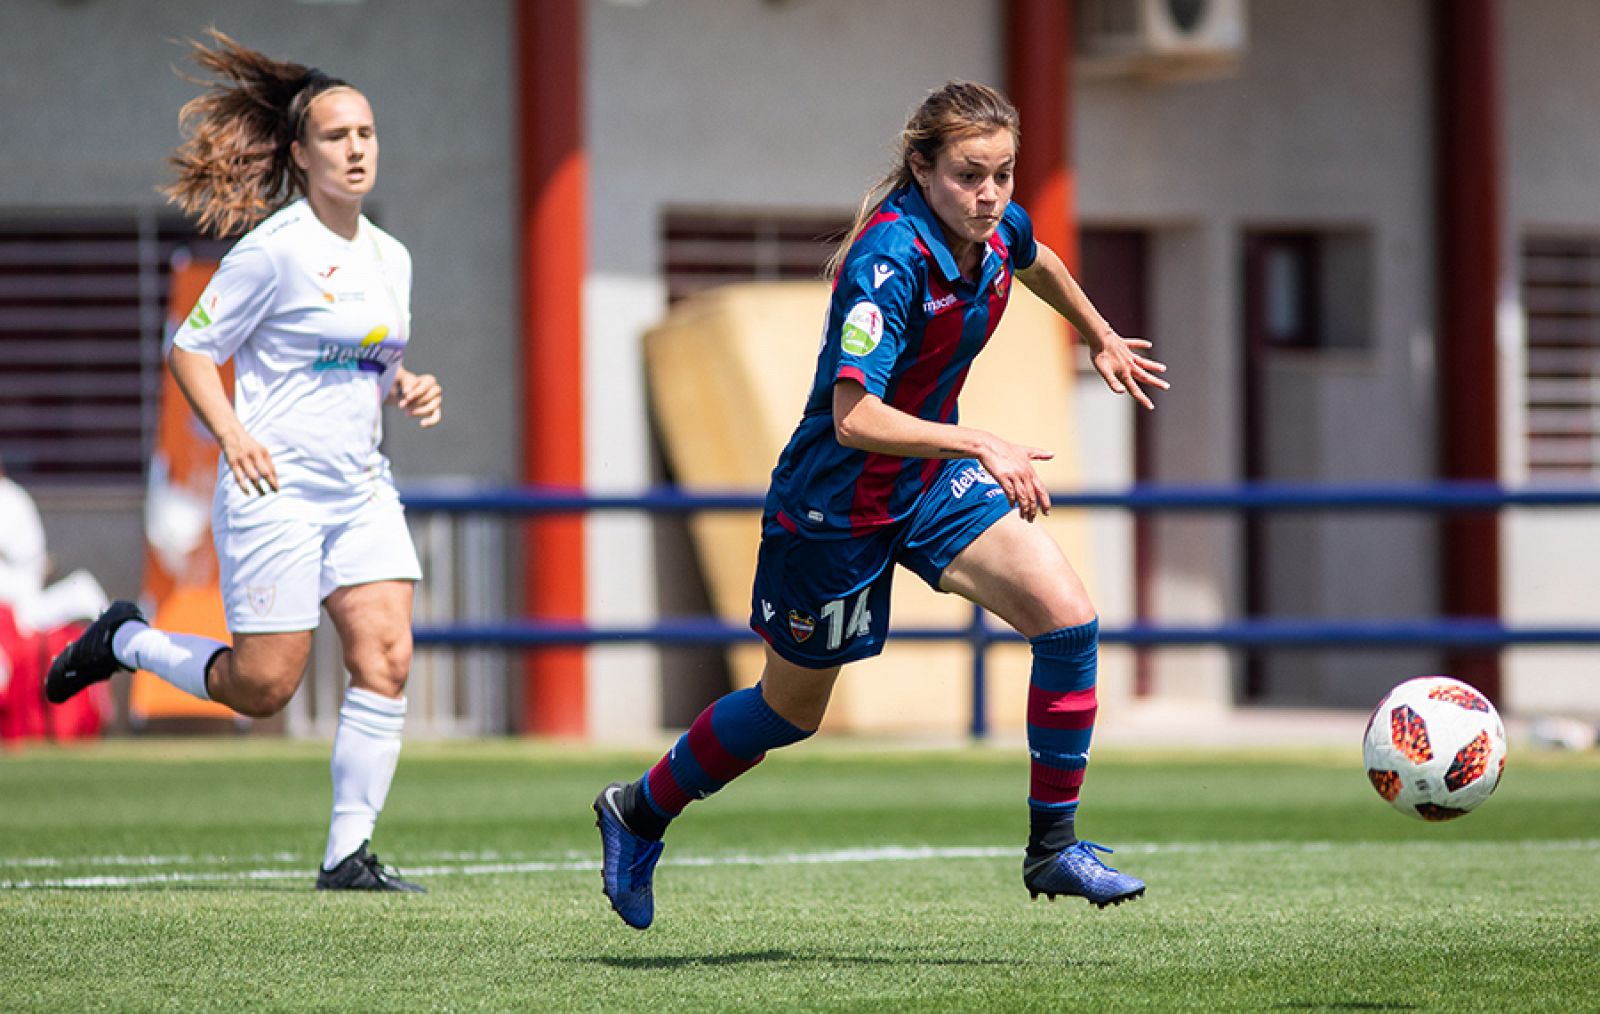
[2,740,1597,1011]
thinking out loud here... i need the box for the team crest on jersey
[788,610,817,644]
[840,301,883,356]
[993,271,1009,299]
[247,585,276,615]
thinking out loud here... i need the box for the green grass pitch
[2,738,1597,1010]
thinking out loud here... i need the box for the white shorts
[215,499,423,633]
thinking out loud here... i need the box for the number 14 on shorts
[820,589,871,651]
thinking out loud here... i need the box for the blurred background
[1,0,1596,747]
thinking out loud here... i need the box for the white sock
[323,687,407,870]
[112,620,226,701]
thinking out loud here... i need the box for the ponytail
[162,28,352,237]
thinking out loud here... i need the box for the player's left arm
[1016,241,1169,410]
[389,365,443,428]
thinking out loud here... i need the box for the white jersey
[171,199,412,525]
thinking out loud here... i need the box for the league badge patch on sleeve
[840,301,884,357]
[187,293,219,329]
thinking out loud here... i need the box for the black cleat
[44,600,144,704]
[316,841,426,893]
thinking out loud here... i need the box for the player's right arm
[824,236,1052,521]
[167,348,277,495]
[167,238,280,495]
[832,381,1054,522]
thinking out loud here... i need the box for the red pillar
[1433,0,1503,700]
[1005,0,1075,272]
[517,0,587,735]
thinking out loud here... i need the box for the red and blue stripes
[641,685,812,820]
[1027,619,1100,811]
[846,255,994,529]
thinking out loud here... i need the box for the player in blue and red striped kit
[595,81,1167,929]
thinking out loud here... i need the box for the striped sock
[622,685,812,839]
[1026,618,1099,858]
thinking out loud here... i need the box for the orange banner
[129,259,237,722]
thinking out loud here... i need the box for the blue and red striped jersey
[765,184,1038,536]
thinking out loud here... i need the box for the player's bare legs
[314,579,421,891]
[938,511,1094,636]
[324,579,414,699]
[755,646,841,731]
[941,512,1145,907]
[204,631,313,717]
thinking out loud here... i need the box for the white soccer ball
[1362,676,1507,821]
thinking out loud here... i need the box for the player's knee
[344,638,411,696]
[1057,594,1097,630]
[230,678,297,718]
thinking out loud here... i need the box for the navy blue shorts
[749,459,1013,669]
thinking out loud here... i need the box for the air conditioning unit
[1077,0,1248,80]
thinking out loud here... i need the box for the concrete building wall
[1076,0,1438,707]
[4,0,1599,731]
[1501,0,1600,720]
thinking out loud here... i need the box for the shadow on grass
[592,949,1113,970]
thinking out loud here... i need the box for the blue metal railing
[400,481,1600,515]
[401,481,1600,736]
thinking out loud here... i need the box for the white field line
[2,839,1596,891]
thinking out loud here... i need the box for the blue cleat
[593,781,665,929]
[1023,840,1145,908]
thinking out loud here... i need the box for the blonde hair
[825,81,1020,280]
[162,29,355,237]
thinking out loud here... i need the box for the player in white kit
[46,31,442,892]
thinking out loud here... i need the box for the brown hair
[162,29,354,237]
[824,81,1020,280]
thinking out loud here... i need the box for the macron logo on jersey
[872,263,895,289]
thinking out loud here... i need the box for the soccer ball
[1362,676,1506,821]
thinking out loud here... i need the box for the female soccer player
[46,31,442,892]
[595,81,1167,928]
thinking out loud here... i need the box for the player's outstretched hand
[1090,333,1168,410]
[394,368,443,428]
[974,433,1054,523]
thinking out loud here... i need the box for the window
[0,213,226,487]
[1243,229,1372,352]
[661,210,850,305]
[1523,235,1600,479]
